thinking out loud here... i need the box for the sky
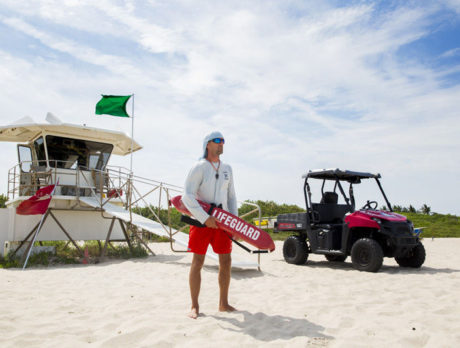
[0,0,459,215]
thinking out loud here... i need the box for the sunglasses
[211,138,225,144]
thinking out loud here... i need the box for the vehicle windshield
[46,135,113,170]
[350,179,390,210]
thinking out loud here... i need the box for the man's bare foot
[219,304,237,312]
[188,307,199,319]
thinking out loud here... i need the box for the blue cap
[202,131,224,158]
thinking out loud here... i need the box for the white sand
[1,238,459,347]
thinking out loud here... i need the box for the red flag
[16,184,56,215]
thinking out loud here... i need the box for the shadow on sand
[92,253,187,267]
[210,310,332,343]
[287,259,460,275]
[202,265,266,279]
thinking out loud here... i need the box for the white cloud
[1,16,149,80]
[444,0,460,14]
[440,47,460,58]
[0,1,459,214]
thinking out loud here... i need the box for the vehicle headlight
[371,218,382,225]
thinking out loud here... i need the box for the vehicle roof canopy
[302,168,381,182]
[0,113,142,156]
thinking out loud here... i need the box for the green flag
[95,95,131,117]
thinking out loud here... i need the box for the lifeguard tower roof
[0,113,142,155]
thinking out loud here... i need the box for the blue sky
[0,0,459,214]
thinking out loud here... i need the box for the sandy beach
[1,238,459,347]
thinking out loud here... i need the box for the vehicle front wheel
[395,242,426,268]
[325,254,347,262]
[283,236,308,265]
[351,238,383,272]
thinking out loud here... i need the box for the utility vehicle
[275,169,425,272]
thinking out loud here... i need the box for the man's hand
[204,216,219,229]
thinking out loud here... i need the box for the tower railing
[7,162,262,255]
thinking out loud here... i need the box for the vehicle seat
[311,203,351,224]
[320,191,338,204]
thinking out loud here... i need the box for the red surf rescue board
[170,195,275,252]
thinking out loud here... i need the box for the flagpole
[22,182,59,270]
[130,94,134,175]
[129,94,134,223]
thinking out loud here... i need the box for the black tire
[395,242,426,268]
[325,254,347,262]
[351,238,383,272]
[283,236,308,265]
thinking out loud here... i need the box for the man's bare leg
[189,253,206,319]
[218,253,236,312]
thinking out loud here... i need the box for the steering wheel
[361,200,378,210]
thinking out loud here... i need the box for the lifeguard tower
[0,114,260,268]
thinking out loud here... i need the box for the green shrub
[239,200,304,222]
[107,243,148,259]
[403,212,460,238]
[0,253,21,268]
[0,194,7,208]
[0,240,149,268]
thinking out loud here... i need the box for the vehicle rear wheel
[395,242,426,268]
[325,254,347,262]
[283,236,308,265]
[351,238,383,272]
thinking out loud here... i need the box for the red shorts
[188,225,232,255]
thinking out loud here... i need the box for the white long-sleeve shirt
[182,159,238,224]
